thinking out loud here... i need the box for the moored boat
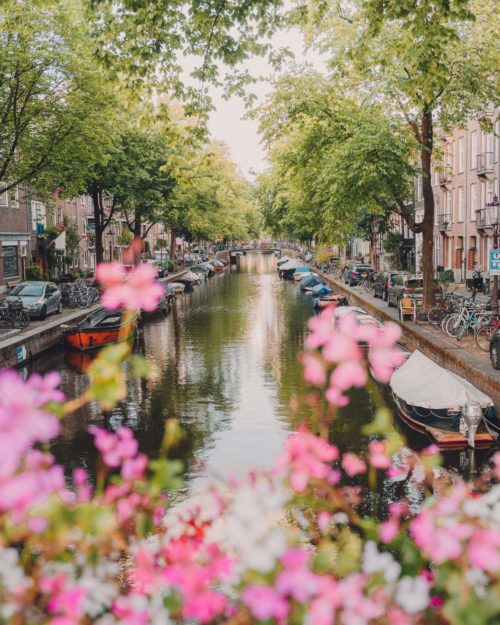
[390,351,496,449]
[64,307,138,352]
[313,294,348,309]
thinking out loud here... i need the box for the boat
[390,351,496,449]
[64,307,138,352]
[210,260,226,273]
[279,259,309,279]
[299,274,322,291]
[140,289,175,321]
[292,266,312,281]
[313,294,348,310]
[169,282,186,294]
[311,283,332,296]
[277,256,291,268]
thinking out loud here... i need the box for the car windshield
[11,284,44,297]
[406,279,423,288]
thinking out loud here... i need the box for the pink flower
[276,548,320,602]
[242,585,289,620]
[306,308,337,350]
[122,454,148,480]
[183,589,227,623]
[97,262,164,311]
[302,354,326,386]
[325,386,350,407]
[330,361,367,391]
[89,426,139,468]
[468,528,500,571]
[323,333,361,364]
[368,347,406,383]
[341,453,367,477]
[379,518,399,543]
[310,575,343,625]
[368,440,391,469]
[275,426,339,493]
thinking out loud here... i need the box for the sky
[186,29,327,181]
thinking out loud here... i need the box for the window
[471,131,478,169]
[2,246,19,279]
[487,180,494,204]
[0,189,8,206]
[8,186,19,208]
[470,183,477,220]
[80,195,87,208]
[447,191,453,217]
[457,186,464,221]
[486,132,494,154]
[57,205,63,225]
[458,137,465,173]
[31,201,46,230]
[82,218,87,235]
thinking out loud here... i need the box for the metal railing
[438,213,452,231]
[476,152,494,175]
[438,169,452,185]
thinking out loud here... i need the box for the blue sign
[489,249,500,276]
[16,345,27,363]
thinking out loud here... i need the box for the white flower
[395,576,429,614]
[465,568,489,598]
[362,541,401,584]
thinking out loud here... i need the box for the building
[0,185,30,293]
[430,108,499,281]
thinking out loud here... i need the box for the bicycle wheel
[444,314,463,338]
[427,306,443,325]
[11,310,30,329]
[456,322,470,341]
[476,323,495,352]
[77,292,90,308]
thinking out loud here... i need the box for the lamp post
[486,196,500,318]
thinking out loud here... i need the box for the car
[344,263,374,286]
[387,275,442,308]
[141,259,166,278]
[8,281,62,320]
[490,332,500,370]
[372,272,400,301]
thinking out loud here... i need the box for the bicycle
[475,318,500,351]
[427,292,461,326]
[0,297,30,329]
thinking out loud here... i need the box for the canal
[30,252,488,497]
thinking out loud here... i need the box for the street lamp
[485,195,500,317]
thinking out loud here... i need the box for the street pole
[486,197,499,318]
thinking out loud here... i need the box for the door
[47,284,58,312]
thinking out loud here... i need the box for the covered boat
[313,294,348,310]
[277,256,291,268]
[311,283,332,296]
[390,351,496,449]
[64,307,138,351]
[169,282,186,294]
[300,274,323,292]
[279,259,309,279]
[292,266,311,280]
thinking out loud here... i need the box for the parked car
[344,263,374,286]
[142,259,166,278]
[8,281,62,320]
[490,332,500,370]
[387,275,442,308]
[372,272,400,301]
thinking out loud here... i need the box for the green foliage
[382,232,404,270]
[0,0,116,196]
[25,265,43,280]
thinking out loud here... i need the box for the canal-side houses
[0,185,30,294]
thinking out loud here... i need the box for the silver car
[8,281,62,320]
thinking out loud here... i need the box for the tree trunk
[169,229,176,261]
[420,108,436,310]
[91,186,104,265]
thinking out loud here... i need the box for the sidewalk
[318,272,500,408]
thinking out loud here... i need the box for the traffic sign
[489,248,500,276]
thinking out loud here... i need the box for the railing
[476,152,494,176]
[438,213,452,231]
[438,169,452,186]
[475,208,495,230]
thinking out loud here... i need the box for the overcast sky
[186,29,326,180]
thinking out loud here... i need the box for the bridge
[214,245,300,263]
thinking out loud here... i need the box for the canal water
[30,252,489,497]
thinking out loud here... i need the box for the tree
[0,0,115,196]
[295,0,500,307]
[256,73,415,249]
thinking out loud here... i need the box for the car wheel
[39,305,47,321]
[491,342,500,370]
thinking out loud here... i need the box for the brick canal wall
[0,307,99,369]
[318,271,500,408]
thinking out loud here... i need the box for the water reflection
[29,252,492,496]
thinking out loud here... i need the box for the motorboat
[292,266,312,281]
[390,351,496,449]
[279,259,309,279]
[64,307,138,351]
[299,274,322,291]
[311,283,332,296]
[313,294,348,310]
[169,282,186,294]
[277,256,291,268]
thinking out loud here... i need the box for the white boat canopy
[180,271,200,282]
[279,259,308,271]
[390,350,493,410]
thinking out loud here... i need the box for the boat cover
[180,271,200,282]
[311,284,332,295]
[279,259,308,271]
[294,266,311,273]
[390,351,493,410]
[277,256,291,266]
[300,274,321,289]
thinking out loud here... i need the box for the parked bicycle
[475,318,500,352]
[0,297,30,329]
[59,280,100,309]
